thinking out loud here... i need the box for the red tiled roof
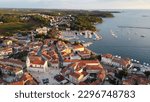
[10,81,24,85]
[0,58,25,65]
[86,65,102,70]
[73,44,84,49]
[20,72,33,81]
[70,72,81,79]
[29,56,45,65]
[102,54,113,59]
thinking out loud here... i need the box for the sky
[0,0,150,9]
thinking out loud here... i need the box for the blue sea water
[88,10,150,64]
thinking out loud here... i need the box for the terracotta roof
[64,59,80,63]
[0,64,22,73]
[0,58,25,66]
[79,82,86,85]
[42,52,51,60]
[70,72,81,79]
[20,72,33,81]
[73,44,84,49]
[29,56,45,65]
[112,57,130,66]
[102,54,113,59]
[10,81,24,85]
[86,65,102,70]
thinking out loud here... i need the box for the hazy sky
[0,0,150,9]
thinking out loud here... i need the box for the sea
[88,10,150,64]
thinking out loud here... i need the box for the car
[60,79,69,85]
[54,74,65,82]
[42,78,49,85]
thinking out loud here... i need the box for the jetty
[82,42,93,47]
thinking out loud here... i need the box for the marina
[61,30,102,43]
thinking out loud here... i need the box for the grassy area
[0,22,34,34]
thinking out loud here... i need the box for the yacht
[110,30,118,38]
[141,35,145,38]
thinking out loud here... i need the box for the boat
[141,35,145,37]
[110,30,118,38]
[88,33,92,38]
[83,42,93,47]
[81,40,85,43]
[93,32,102,40]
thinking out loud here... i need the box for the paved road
[55,43,64,68]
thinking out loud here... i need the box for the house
[101,53,113,65]
[78,48,91,59]
[9,72,38,85]
[0,21,3,24]
[112,57,131,68]
[42,49,59,69]
[69,71,88,84]
[101,54,131,68]
[28,41,43,51]
[0,64,23,82]
[62,52,81,60]
[61,60,105,84]
[0,58,26,69]
[122,74,150,85]
[3,39,13,46]
[57,41,72,55]
[36,27,50,35]
[0,47,13,59]
[26,55,48,72]
[17,35,31,44]
[63,59,80,67]
[72,44,85,52]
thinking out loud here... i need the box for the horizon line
[0,7,150,10]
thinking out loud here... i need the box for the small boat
[141,35,145,37]
[110,30,118,38]
[81,40,85,43]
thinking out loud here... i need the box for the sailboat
[110,30,118,38]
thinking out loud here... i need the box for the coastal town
[0,9,150,85]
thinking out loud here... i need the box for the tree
[115,69,128,80]
[144,71,150,78]
[97,55,102,61]
[0,69,2,76]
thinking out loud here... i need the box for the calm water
[88,10,150,64]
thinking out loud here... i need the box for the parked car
[54,74,64,82]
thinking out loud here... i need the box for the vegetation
[9,51,29,62]
[0,14,20,23]
[0,9,115,35]
[0,69,2,77]
[30,15,49,26]
[0,14,49,35]
[0,22,33,35]
[71,16,102,31]
[144,71,150,78]
[115,69,128,80]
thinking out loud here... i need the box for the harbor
[61,30,102,42]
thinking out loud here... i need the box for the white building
[36,27,50,35]
[26,56,49,72]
